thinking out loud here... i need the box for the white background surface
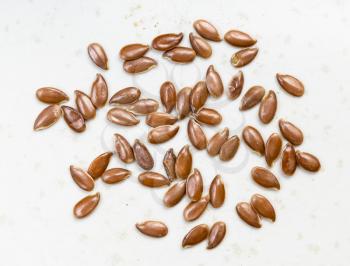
[1,0,350,265]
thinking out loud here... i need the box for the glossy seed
[207,222,226,249]
[259,90,277,124]
[136,221,168,237]
[114,133,135,163]
[251,194,276,221]
[281,143,297,176]
[61,106,86,133]
[231,48,258,67]
[279,119,304,146]
[190,81,209,112]
[127,99,159,115]
[175,145,192,179]
[251,167,280,190]
[219,135,240,161]
[148,124,180,144]
[36,87,69,104]
[90,74,108,108]
[146,112,178,127]
[87,43,108,70]
[101,168,131,184]
[206,65,224,97]
[224,30,256,47]
[187,119,207,150]
[189,33,212,58]
[138,171,171,187]
[207,127,229,156]
[69,165,94,191]
[195,107,222,126]
[163,148,177,181]
[209,175,225,208]
[276,73,304,97]
[152,33,184,51]
[183,195,210,221]
[107,107,140,126]
[228,71,244,100]
[119,43,149,60]
[242,126,265,155]
[160,81,176,113]
[133,139,154,170]
[33,104,62,131]
[73,192,100,219]
[236,202,261,228]
[296,151,321,172]
[265,133,282,166]
[182,224,209,248]
[186,169,203,202]
[87,152,113,179]
[240,86,265,110]
[193,19,221,41]
[163,47,196,63]
[176,87,192,119]
[75,90,96,120]
[163,180,186,207]
[109,87,141,105]
[123,57,157,74]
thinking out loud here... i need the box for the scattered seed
[259,90,277,124]
[152,33,184,51]
[190,81,209,112]
[114,133,135,163]
[127,99,159,115]
[224,30,256,47]
[265,133,282,167]
[61,105,86,133]
[227,71,244,100]
[176,87,192,119]
[33,104,62,131]
[281,143,297,176]
[69,165,95,191]
[193,19,221,41]
[207,221,226,249]
[138,171,171,187]
[279,119,303,146]
[163,47,196,63]
[175,145,192,179]
[240,86,265,110]
[136,221,168,237]
[206,65,224,97]
[123,57,157,74]
[101,168,131,184]
[219,135,240,161]
[183,195,209,221]
[209,175,225,208]
[73,192,100,219]
[187,118,207,150]
[148,124,180,144]
[250,194,276,221]
[160,81,177,113]
[133,139,154,170]
[87,43,108,70]
[236,202,261,228]
[146,112,178,127]
[251,166,280,190]
[109,87,141,105]
[207,127,229,156]
[75,90,96,120]
[186,169,203,202]
[276,73,304,97]
[163,148,177,181]
[87,152,113,179]
[182,224,209,248]
[163,180,186,207]
[36,87,69,104]
[189,33,212,58]
[231,48,258,67]
[242,126,265,155]
[195,107,222,126]
[119,43,149,60]
[107,107,140,126]
[296,151,321,172]
[90,74,108,108]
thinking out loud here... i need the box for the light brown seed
[176,87,192,119]
[101,168,131,184]
[207,127,229,156]
[90,74,108,108]
[33,104,62,131]
[163,180,186,207]
[265,133,282,166]
[281,143,297,176]
[69,165,94,191]
[133,139,154,170]
[206,65,224,97]
[148,125,180,144]
[163,148,177,181]
[276,73,304,97]
[279,119,304,146]
[152,33,184,51]
[209,175,225,208]
[146,112,178,127]
[138,171,171,187]
[160,81,176,113]
[228,71,244,100]
[61,106,86,133]
[119,43,149,60]
[107,107,140,126]
[190,81,209,113]
[182,224,209,248]
[251,194,276,221]
[251,166,280,190]
[175,145,192,179]
[231,48,258,67]
[219,135,240,161]
[236,202,261,228]
[259,90,277,124]
[87,152,113,179]
[189,33,212,58]
[163,47,196,63]
[207,221,226,249]
[87,43,108,70]
[240,86,265,110]
[73,192,100,219]
[224,30,256,47]
[127,99,159,115]
[109,87,141,105]
[114,133,135,163]
[136,221,168,237]
[193,19,221,42]
[242,126,265,155]
[195,107,222,126]
[186,169,203,202]
[123,57,157,74]
[36,87,69,104]
[296,151,321,172]
[187,119,207,150]
[183,195,209,221]
[75,90,96,120]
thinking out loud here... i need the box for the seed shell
[279,119,304,146]
[259,90,277,124]
[163,47,196,63]
[251,166,280,190]
[240,86,265,110]
[231,48,258,67]
[87,152,113,179]
[90,74,108,108]
[148,124,180,144]
[190,81,209,112]
[119,43,149,60]
[175,145,192,179]
[182,224,209,248]
[160,81,176,113]
[186,169,203,202]
[187,119,207,150]
[209,175,225,208]
[163,180,186,207]
[236,202,261,228]
[189,33,212,58]
[206,65,224,97]
[146,112,178,128]
[281,143,297,176]
[227,71,244,100]
[33,104,62,131]
[109,87,141,105]
[296,151,321,172]
[107,107,140,126]
[36,87,69,104]
[193,19,221,41]
[242,126,265,155]
[133,139,154,170]
[207,222,226,249]
[123,57,157,74]
[127,99,159,115]
[152,33,184,51]
[195,107,222,126]
[136,221,168,237]
[276,73,304,97]
[183,195,210,221]
[114,133,135,163]
[219,135,240,161]
[224,30,256,47]
[138,171,171,187]
[87,43,108,70]
[176,87,192,119]
[73,192,100,219]
[75,90,96,120]
[265,133,282,167]
[101,168,131,184]
[61,105,86,133]
[163,148,177,181]
[69,165,95,191]
[250,194,276,221]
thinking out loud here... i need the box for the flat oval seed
[209,175,225,208]
[101,168,131,184]
[91,74,108,108]
[36,87,69,104]
[228,71,244,100]
[207,221,226,249]
[187,119,207,150]
[136,221,168,237]
[75,90,96,120]
[251,166,280,190]
[87,152,113,179]
[206,65,224,97]
[163,47,196,63]
[195,107,222,126]
[259,90,277,124]
[114,133,135,163]
[279,119,304,146]
[176,87,192,119]
[146,112,177,127]
[160,81,176,113]
[33,104,62,131]
[127,99,159,115]
[190,81,209,113]
[152,33,184,51]
[231,48,258,67]
[183,195,209,221]
[186,169,203,202]
[251,194,276,221]
[107,107,140,126]
[73,192,100,219]
[219,135,240,161]
[265,133,282,166]
[163,148,177,181]
[133,139,154,170]
[236,202,261,228]
[240,86,265,110]
[281,143,297,176]
[87,43,108,70]
[189,33,212,58]
[242,126,265,155]
[123,57,157,74]
[70,165,94,191]
[276,73,304,97]
[182,224,209,248]
[175,145,192,179]
[296,151,321,172]
[207,127,229,156]
[109,87,141,105]
[119,43,149,60]
[148,125,180,144]
[163,180,186,207]
[224,30,256,47]
[193,19,221,41]
[138,171,171,187]
[61,106,86,133]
